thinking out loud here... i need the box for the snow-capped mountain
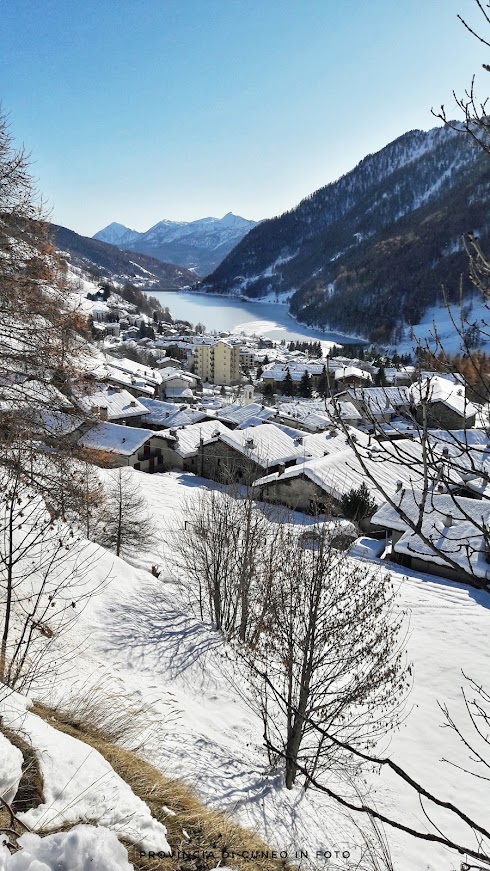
[93,222,141,247]
[201,124,489,343]
[93,212,258,276]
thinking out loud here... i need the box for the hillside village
[65,272,490,589]
[3,10,490,862]
[2,230,490,871]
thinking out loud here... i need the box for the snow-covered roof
[37,410,84,437]
[138,397,181,425]
[213,402,275,427]
[410,376,477,419]
[277,399,362,428]
[159,367,198,383]
[425,428,490,449]
[78,423,155,456]
[254,438,431,504]
[170,419,231,457]
[348,386,410,414]
[300,427,360,460]
[103,356,162,385]
[214,423,307,469]
[372,489,490,580]
[262,362,326,382]
[102,365,155,396]
[334,365,372,382]
[164,386,195,400]
[0,378,73,411]
[76,386,147,420]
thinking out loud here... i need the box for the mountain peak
[93,222,140,246]
[92,211,259,275]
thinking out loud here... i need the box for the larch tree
[0,109,97,690]
[99,467,156,559]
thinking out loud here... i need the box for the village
[4,4,490,868]
[65,277,490,591]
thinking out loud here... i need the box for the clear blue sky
[1,0,487,236]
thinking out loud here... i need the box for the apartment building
[193,340,240,385]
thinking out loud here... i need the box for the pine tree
[298,370,313,398]
[283,368,295,396]
[317,365,330,398]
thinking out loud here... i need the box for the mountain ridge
[200,124,486,342]
[51,224,197,289]
[93,212,258,275]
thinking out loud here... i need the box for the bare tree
[0,449,98,691]
[172,486,281,642]
[0,110,102,691]
[174,490,409,793]
[0,107,90,458]
[242,523,409,790]
[99,468,155,559]
[432,0,490,156]
[257,672,490,866]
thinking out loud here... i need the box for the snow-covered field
[14,468,488,871]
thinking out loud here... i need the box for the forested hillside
[201,125,486,341]
[51,224,197,289]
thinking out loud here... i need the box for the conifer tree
[317,365,330,398]
[298,369,313,398]
[283,368,295,396]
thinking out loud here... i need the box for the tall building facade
[193,340,240,385]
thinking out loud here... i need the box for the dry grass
[0,721,44,850]
[0,723,44,815]
[31,702,292,871]
[47,682,177,752]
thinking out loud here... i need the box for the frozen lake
[148,291,362,349]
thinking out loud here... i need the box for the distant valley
[56,124,490,347]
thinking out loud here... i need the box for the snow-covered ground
[15,468,488,871]
[0,687,170,853]
[0,825,135,871]
[391,294,490,358]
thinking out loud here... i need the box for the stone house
[371,489,490,586]
[410,376,477,430]
[78,422,169,473]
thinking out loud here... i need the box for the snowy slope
[390,293,490,357]
[24,468,490,871]
[0,687,170,853]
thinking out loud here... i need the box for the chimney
[90,405,98,415]
[129,400,137,408]
[99,406,109,421]
[445,513,453,528]
[442,446,449,458]
[396,481,403,493]
[245,437,255,449]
